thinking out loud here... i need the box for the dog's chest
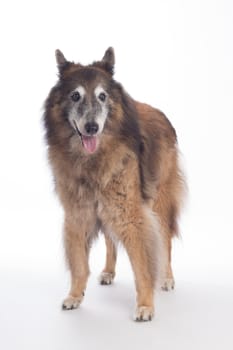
[52,144,137,207]
[74,153,134,202]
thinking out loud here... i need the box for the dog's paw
[62,294,84,310]
[99,272,115,285]
[134,306,154,322]
[161,278,175,291]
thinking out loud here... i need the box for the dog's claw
[134,306,154,322]
[161,278,175,291]
[99,272,115,285]
[62,295,84,310]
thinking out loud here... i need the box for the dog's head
[53,47,116,154]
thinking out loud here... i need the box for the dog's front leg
[100,201,164,321]
[62,210,96,310]
[114,208,160,322]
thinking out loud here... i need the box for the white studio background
[0,1,233,349]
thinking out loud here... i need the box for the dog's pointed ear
[101,47,115,75]
[55,49,69,73]
[102,47,115,67]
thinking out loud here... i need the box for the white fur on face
[94,85,107,99]
[94,85,108,134]
[69,84,109,136]
[69,85,86,133]
[74,85,86,97]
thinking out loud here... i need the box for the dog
[43,47,185,321]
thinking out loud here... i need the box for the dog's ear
[55,49,69,73]
[102,47,115,67]
[99,47,115,75]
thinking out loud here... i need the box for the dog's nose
[85,122,99,135]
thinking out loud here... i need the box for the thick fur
[43,48,185,321]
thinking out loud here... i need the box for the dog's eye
[71,91,81,102]
[98,92,106,102]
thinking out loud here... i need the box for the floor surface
[1,226,233,350]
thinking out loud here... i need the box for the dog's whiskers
[72,120,82,137]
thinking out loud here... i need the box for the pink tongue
[82,135,97,153]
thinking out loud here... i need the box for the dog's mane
[108,81,158,200]
[43,68,159,200]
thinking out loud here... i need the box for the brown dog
[43,47,185,321]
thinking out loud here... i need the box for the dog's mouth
[81,135,98,153]
[72,121,99,154]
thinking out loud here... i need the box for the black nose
[85,122,99,135]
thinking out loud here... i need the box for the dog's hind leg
[153,166,185,291]
[161,235,175,291]
[99,233,117,285]
[153,190,176,291]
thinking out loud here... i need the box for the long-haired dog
[43,47,185,321]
